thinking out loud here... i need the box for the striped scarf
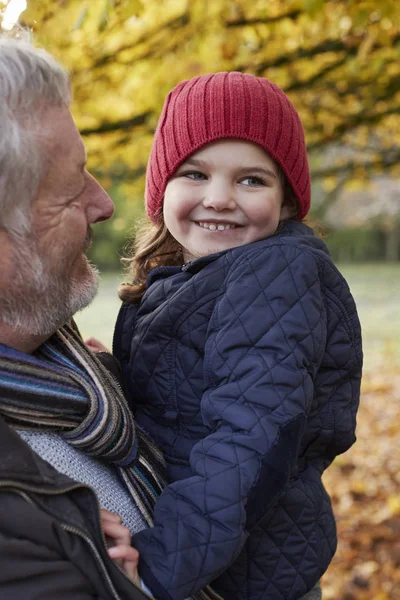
[0,324,223,600]
[0,323,165,527]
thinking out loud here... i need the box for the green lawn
[75,263,400,373]
[75,273,125,352]
[339,263,400,371]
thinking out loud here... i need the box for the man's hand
[101,509,140,586]
[86,337,110,353]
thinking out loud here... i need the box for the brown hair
[119,168,301,305]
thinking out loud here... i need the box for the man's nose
[202,180,236,211]
[85,172,115,223]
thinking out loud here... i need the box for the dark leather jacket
[0,415,148,600]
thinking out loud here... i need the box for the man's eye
[182,171,207,180]
[240,176,267,187]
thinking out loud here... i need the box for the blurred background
[1,0,399,597]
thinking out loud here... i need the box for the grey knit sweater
[17,430,146,535]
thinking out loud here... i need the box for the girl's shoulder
[225,221,330,271]
[222,221,351,298]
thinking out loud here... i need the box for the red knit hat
[145,72,310,222]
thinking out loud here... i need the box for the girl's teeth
[198,222,235,231]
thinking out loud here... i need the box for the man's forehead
[41,106,86,163]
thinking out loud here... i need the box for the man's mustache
[84,228,93,251]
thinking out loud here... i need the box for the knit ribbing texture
[146,71,310,222]
[0,323,166,527]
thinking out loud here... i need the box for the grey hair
[0,31,71,235]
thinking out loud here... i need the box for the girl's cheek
[176,197,198,218]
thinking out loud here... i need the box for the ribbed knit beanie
[145,72,310,222]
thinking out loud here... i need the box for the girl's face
[163,139,291,261]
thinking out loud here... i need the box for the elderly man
[0,34,164,600]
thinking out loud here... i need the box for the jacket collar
[180,219,315,274]
[0,415,78,491]
[147,220,317,283]
[277,219,315,237]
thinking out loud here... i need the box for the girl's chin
[195,240,245,256]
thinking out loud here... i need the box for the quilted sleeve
[132,244,326,600]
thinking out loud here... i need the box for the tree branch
[87,13,189,71]
[250,39,348,74]
[92,166,146,182]
[235,32,400,75]
[311,175,348,219]
[285,55,348,92]
[311,149,400,179]
[226,10,302,28]
[80,111,152,136]
[307,107,400,151]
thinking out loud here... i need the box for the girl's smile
[196,221,242,231]
[163,139,291,261]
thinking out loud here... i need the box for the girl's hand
[108,544,140,586]
[86,337,110,353]
[101,509,140,586]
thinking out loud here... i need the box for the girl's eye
[181,171,207,181]
[240,176,267,187]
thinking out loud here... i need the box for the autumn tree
[1,0,399,257]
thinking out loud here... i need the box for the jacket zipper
[181,261,193,271]
[0,480,143,600]
[61,522,122,600]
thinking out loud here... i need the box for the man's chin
[70,260,100,314]
[32,274,99,337]
[4,262,100,338]
[2,240,101,339]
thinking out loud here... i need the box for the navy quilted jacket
[114,221,362,600]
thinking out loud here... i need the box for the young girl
[113,72,362,600]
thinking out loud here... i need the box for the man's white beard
[0,236,99,337]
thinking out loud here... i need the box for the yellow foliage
[387,495,400,516]
[322,176,338,192]
[322,368,400,598]
[1,0,399,208]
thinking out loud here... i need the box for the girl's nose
[202,182,236,211]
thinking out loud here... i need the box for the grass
[339,263,400,371]
[75,263,400,373]
[75,272,125,352]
